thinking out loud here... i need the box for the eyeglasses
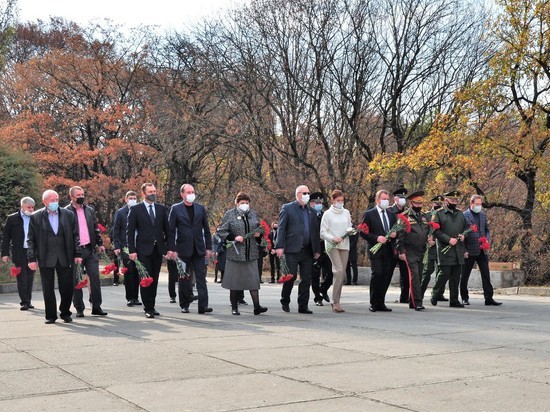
[301,192,310,195]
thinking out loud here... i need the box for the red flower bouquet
[123,247,153,287]
[370,214,411,254]
[10,266,21,277]
[441,224,478,254]
[479,236,490,250]
[75,263,88,289]
[357,222,369,234]
[97,223,107,233]
[277,255,295,283]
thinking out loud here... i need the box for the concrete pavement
[1,273,550,411]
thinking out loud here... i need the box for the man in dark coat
[112,190,141,307]
[431,190,468,308]
[389,187,410,303]
[460,194,502,306]
[309,192,333,306]
[127,183,170,318]
[359,189,397,312]
[1,197,36,310]
[167,183,212,314]
[27,190,82,323]
[66,186,108,317]
[275,185,321,314]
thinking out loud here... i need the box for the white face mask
[238,203,250,212]
[22,210,33,216]
[301,194,310,204]
[398,198,407,207]
[472,205,482,213]
[380,199,390,209]
[186,194,196,203]
[334,202,344,209]
[127,199,137,207]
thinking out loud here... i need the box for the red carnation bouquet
[357,222,369,234]
[10,265,21,277]
[123,247,153,287]
[75,263,88,289]
[441,224,478,254]
[277,255,295,283]
[97,223,108,233]
[423,221,441,265]
[479,236,490,251]
[370,214,411,254]
[260,220,272,251]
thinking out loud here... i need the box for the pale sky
[17,0,246,31]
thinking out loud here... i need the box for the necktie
[381,210,389,232]
[149,204,155,224]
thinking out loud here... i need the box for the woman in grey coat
[216,192,268,316]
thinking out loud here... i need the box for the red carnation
[470,224,478,233]
[479,236,490,250]
[397,214,412,233]
[277,274,294,283]
[97,223,107,233]
[120,267,128,274]
[357,222,369,234]
[140,277,154,288]
[10,266,21,277]
[214,260,219,265]
[75,278,88,289]
[427,221,440,230]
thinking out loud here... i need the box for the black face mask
[433,204,442,210]
[145,194,157,202]
[447,203,457,210]
[76,197,85,205]
[412,206,422,213]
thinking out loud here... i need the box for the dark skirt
[221,259,261,290]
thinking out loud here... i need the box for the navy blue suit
[276,201,320,309]
[112,204,139,302]
[168,201,212,311]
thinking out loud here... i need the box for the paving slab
[1,273,549,411]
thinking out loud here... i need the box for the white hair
[42,189,58,201]
[20,197,35,207]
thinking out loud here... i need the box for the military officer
[389,187,410,303]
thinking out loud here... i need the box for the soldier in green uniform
[431,191,468,308]
[396,191,429,311]
[421,195,448,302]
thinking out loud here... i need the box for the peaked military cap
[430,195,445,202]
[392,188,408,197]
[407,190,425,201]
[443,190,461,199]
[309,192,324,203]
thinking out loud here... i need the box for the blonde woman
[320,190,352,312]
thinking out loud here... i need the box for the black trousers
[281,246,313,309]
[389,257,409,302]
[461,253,493,301]
[269,253,281,280]
[16,254,35,306]
[368,251,394,308]
[73,246,102,312]
[346,259,358,283]
[122,257,139,301]
[138,248,163,313]
[167,259,178,299]
[179,254,208,311]
[40,262,74,320]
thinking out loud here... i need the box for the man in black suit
[112,190,141,307]
[1,197,36,311]
[359,189,397,312]
[127,183,170,319]
[167,184,213,314]
[27,190,82,324]
[275,185,321,314]
[66,186,108,317]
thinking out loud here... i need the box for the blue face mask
[313,204,323,212]
[48,202,59,212]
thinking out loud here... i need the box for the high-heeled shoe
[332,303,345,313]
[254,306,268,315]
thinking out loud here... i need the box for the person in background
[345,217,359,285]
[1,197,36,311]
[320,189,352,313]
[216,192,268,316]
[389,187,410,303]
[268,221,280,283]
[460,195,502,306]
[309,192,332,306]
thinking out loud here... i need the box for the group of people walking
[1,182,501,324]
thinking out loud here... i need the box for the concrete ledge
[496,286,550,297]
[0,276,114,294]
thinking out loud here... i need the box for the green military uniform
[421,195,446,300]
[396,202,429,310]
[431,191,468,307]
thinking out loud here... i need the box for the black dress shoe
[20,304,29,311]
[463,299,470,305]
[378,305,392,312]
[127,300,135,307]
[322,292,330,302]
[254,306,268,315]
[232,309,240,315]
[153,310,160,316]
[61,315,73,323]
[198,307,213,314]
[133,299,142,306]
[169,298,176,303]
[314,300,323,306]
[352,281,358,285]
[181,307,189,313]
[369,305,377,312]
[485,299,502,306]
[238,299,248,305]
[415,305,425,311]
[430,297,438,306]
[145,312,155,318]
[45,318,56,324]
[76,311,84,318]
[450,302,465,308]
[28,304,35,309]
[91,309,108,316]
[437,296,449,302]
[281,303,290,312]
[298,308,313,314]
